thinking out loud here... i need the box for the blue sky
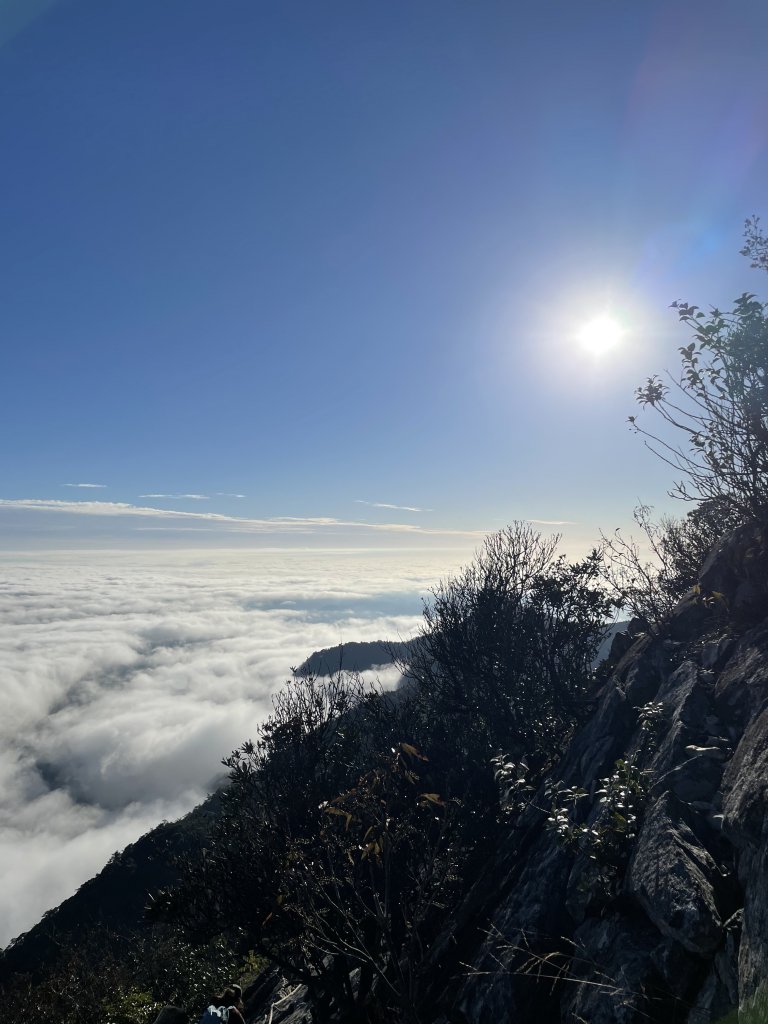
[3,0,768,552]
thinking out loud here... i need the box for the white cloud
[139,493,210,500]
[355,500,433,513]
[0,548,464,946]
[527,519,578,526]
[62,483,107,489]
[0,498,485,539]
[215,493,246,499]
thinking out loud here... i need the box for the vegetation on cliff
[148,523,613,1023]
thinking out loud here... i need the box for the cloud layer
[0,498,485,542]
[0,548,459,946]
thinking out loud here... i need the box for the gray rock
[621,642,667,704]
[700,636,736,671]
[628,793,724,955]
[651,742,729,804]
[609,629,635,664]
[721,707,768,848]
[454,835,572,1023]
[685,912,741,1022]
[698,522,768,620]
[741,983,768,1022]
[252,983,312,1024]
[650,935,703,999]
[721,708,768,1010]
[561,917,661,1024]
[649,662,716,783]
[715,624,768,720]
[663,758,723,803]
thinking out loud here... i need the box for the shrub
[405,523,614,765]
[599,500,741,631]
[273,742,464,1022]
[630,291,768,523]
[151,673,465,1021]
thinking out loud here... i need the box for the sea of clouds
[0,547,464,947]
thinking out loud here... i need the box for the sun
[577,313,623,355]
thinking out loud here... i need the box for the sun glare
[577,313,623,356]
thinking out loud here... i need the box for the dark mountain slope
[295,639,414,677]
[0,792,221,981]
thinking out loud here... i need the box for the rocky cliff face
[246,524,768,1024]
[424,521,768,1024]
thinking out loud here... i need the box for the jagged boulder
[627,793,724,956]
[722,705,768,1013]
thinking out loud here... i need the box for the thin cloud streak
[527,519,578,526]
[355,500,433,513]
[139,493,210,500]
[62,483,106,489]
[0,499,485,538]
